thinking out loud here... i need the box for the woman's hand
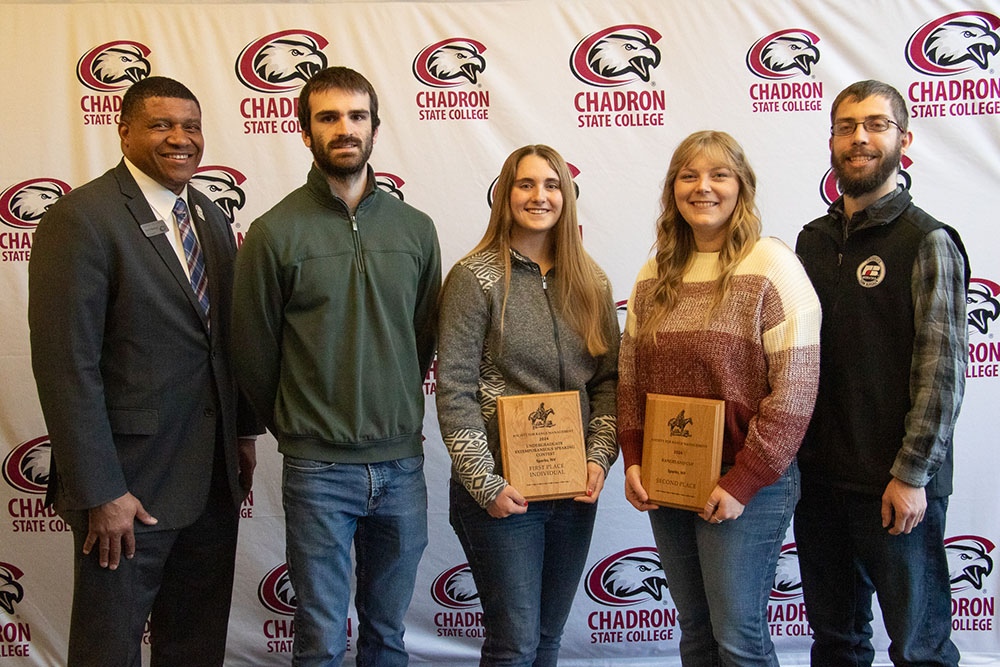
[487,485,528,518]
[624,464,658,511]
[699,485,745,523]
[574,462,606,503]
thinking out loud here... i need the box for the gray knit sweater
[436,247,619,508]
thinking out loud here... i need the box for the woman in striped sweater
[618,131,821,666]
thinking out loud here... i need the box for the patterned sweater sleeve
[585,280,620,474]
[435,263,508,508]
[720,241,822,503]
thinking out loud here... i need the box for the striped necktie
[173,197,210,323]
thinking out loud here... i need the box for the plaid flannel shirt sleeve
[891,228,968,487]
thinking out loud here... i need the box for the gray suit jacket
[28,160,258,532]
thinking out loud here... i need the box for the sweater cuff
[717,452,782,506]
[619,428,643,469]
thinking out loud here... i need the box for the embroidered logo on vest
[856,255,886,288]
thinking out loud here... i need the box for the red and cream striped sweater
[618,237,821,504]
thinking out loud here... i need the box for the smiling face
[509,154,564,246]
[119,96,203,195]
[830,94,912,203]
[302,87,377,180]
[673,153,740,252]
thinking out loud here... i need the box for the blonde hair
[638,131,761,342]
[466,144,612,356]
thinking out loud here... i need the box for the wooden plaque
[641,394,725,511]
[497,390,588,501]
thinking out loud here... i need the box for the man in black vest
[795,80,969,666]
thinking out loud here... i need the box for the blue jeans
[648,463,800,667]
[449,480,597,667]
[794,483,959,666]
[282,455,428,667]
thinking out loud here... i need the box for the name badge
[141,220,169,237]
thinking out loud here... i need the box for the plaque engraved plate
[497,390,588,501]
[641,394,724,511]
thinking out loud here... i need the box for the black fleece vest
[796,193,966,497]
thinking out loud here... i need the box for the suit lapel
[116,162,211,334]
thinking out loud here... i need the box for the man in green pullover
[233,67,441,666]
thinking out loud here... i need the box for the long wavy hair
[638,131,761,342]
[465,144,613,356]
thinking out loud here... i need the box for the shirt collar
[123,157,191,224]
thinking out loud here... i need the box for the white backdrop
[2,1,999,664]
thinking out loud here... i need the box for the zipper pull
[351,215,358,232]
[541,274,547,290]
[838,252,842,266]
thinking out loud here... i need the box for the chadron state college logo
[413,38,490,122]
[76,41,151,92]
[0,562,30,657]
[430,563,479,609]
[413,39,486,88]
[258,563,296,616]
[746,29,821,79]
[0,178,71,230]
[570,25,662,87]
[430,563,483,638]
[585,547,666,607]
[2,436,50,495]
[571,25,665,129]
[968,278,1000,379]
[236,30,328,93]
[820,155,912,206]
[190,166,247,225]
[947,535,996,633]
[746,29,823,114]
[375,172,406,201]
[906,12,1000,77]
[770,543,803,601]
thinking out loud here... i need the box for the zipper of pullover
[541,273,566,391]
[350,214,366,273]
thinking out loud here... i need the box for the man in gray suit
[28,76,258,666]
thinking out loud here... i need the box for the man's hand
[574,462,606,504]
[237,438,257,499]
[83,492,158,570]
[881,477,927,535]
[624,464,658,512]
[486,485,528,518]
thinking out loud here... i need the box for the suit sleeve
[28,201,128,510]
[231,220,285,433]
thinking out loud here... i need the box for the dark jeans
[794,483,959,666]
[449,480,597,667]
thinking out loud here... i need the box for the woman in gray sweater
[436,144,619,666]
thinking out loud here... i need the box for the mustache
[327,137,362,149]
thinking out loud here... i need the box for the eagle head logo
[770,544,804,600]
[906,11,1000,76]
[968,278,1000,337]
[820,155,912,205]
[945,535,995,593]
[257,563,297,615]
[3,436,52,495]
[375,172,406,201]
[77,41,152,92]
[0,563,25,615]
[746,29,821,79]
[570,25,663,87]
[430,563,480,608]
[585,547,667,606]
[412,38,488,88]
[191,166,248,224]
[0,178,71,230]
[236,30,329,93]
[616,299,629,341]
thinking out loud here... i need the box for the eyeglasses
[831,117,903,136]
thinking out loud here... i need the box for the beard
[311,131,374,180]
[831,140,903,198]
